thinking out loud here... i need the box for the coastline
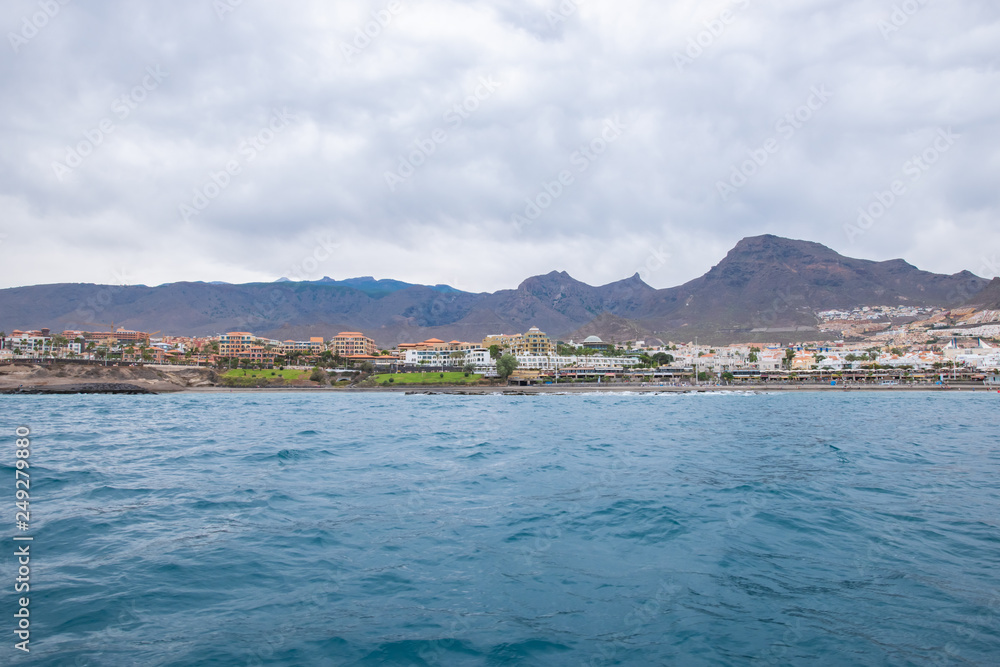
[176,383,997,395]
[2,362,995,395]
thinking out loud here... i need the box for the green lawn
[374,372,483,385]
[223,369,308,381]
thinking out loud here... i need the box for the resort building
[3,330,54,355]
[279,337,327,355]
[331,332,377,357]
[62,328,152,345]
[482,327,556,356]
[514,354,640,371]
[398,338,479,356]
[218,332,274,364]
[219,332,254,357]
[404,347,489,367]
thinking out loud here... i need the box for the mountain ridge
[0,235,990,346]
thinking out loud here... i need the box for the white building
[405,347,491,367]
[514,354,641,371]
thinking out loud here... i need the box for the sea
[2,391,999,666]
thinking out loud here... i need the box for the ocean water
[2,391,1000,666]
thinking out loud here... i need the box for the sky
[1,0,999,293]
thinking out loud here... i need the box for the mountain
[964,278,1000,311]
[303,276,464,297]
[633,235,986,338]
[0,236,987,345]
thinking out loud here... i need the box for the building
[398,338,478,356]
[580,335,613,352]
[482,327,556,356]
[68,329,151,345]
[219,332,254,357]
[3,330,53,356]
[404,347,488,367]
[279,337,327,356]
[218,332,274,365]
[514,354,640,371]
[331,332,377,358]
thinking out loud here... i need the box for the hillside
[964,278,1000,310]
[0,235,987,345]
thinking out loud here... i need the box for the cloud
[1,0,999,292]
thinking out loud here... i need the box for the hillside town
[2,319,999,386]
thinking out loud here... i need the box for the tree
[462,362,476,374]
[721,372,735,383]
[360,361,374,373]
[783,348,796,369]
[748,347,759,364]
[488,345,502,360]
[652,352,674,366]
[309,367,328,383]
[496,353,518,381]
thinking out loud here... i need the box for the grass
[373,372,483,386]
[223,369,308,381]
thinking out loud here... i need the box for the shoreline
[185,384,1000,394]
[4,383,996,395]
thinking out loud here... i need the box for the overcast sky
[1,0,998,292]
